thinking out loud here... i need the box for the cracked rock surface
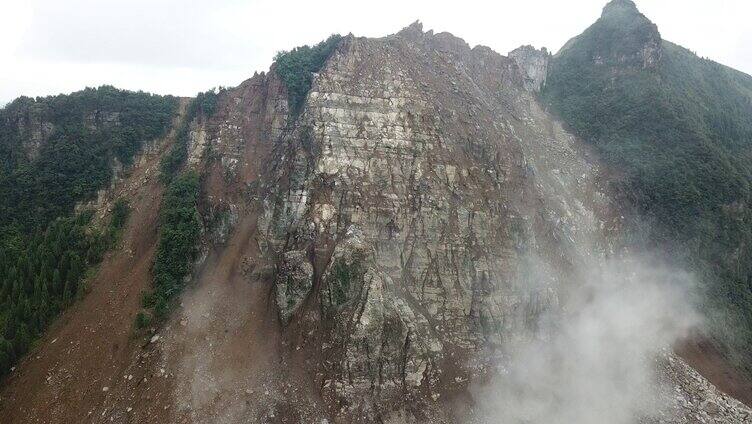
[253,25,616,421]
[196,22,751,424]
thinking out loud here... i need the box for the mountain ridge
[1,2,752,423]
[543,0,752,388]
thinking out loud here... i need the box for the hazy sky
[1,0,750,105]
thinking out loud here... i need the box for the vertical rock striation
[193,18,750,423]
[244,24,614,421]
[509,45,550,92]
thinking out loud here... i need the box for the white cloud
[1,0,750,104]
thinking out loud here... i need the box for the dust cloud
[474,255,701,424]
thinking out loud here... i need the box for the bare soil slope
[678,339,752,407]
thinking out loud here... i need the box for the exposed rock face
[275,250,314,323]
[4,99,125,161]
[654,353,752,423]
[6,100,55,160]
[84,110,121,130]
[249,27,613,421]
[509,45,550,92]
[187,122,208,165]
[189,20,748,424]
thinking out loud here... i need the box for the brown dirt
[677,338,752,408]
[0,72,325,423]
[0,99,189,424]
[150,74,326,423]
[159,212,295,423]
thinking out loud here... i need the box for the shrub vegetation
[140,171,202,322]
[274,35,343,114]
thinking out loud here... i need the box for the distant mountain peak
[600,0,657,35]
[557,0,662,69]
[602,0,640,18]
[600,0,655,29]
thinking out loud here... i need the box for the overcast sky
[1,0,750,105]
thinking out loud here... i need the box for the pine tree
[0,337,14,375]
[62,280,72,306]
[3,315,17,340]
[13,324,31,356]
[52,269,62,296]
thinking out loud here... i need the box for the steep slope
[258,25,614,421]
[542,0,752,381]
[149,24,748,423]
[2,11,752,424]
[0,87,177,377]
[0,98,189,422]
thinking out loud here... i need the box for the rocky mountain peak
[599,0,660,39]
[396,20,425,40]
[509,45,550,92]
[600,0,659,39]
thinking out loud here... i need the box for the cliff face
[197,23,615,422]
[270,27,610,414]
[509,45,550,92]
[3,7,752,424]
[185,21,752,422]
[3,100,55,160]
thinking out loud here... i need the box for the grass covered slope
[543,0,752,371]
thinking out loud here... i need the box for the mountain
[0,2,751,423]
[542,0,752,378]
[0,87,177,376]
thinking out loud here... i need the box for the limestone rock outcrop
[240,26,614,421]
[194,21,749,423]
[509,45,550,92]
